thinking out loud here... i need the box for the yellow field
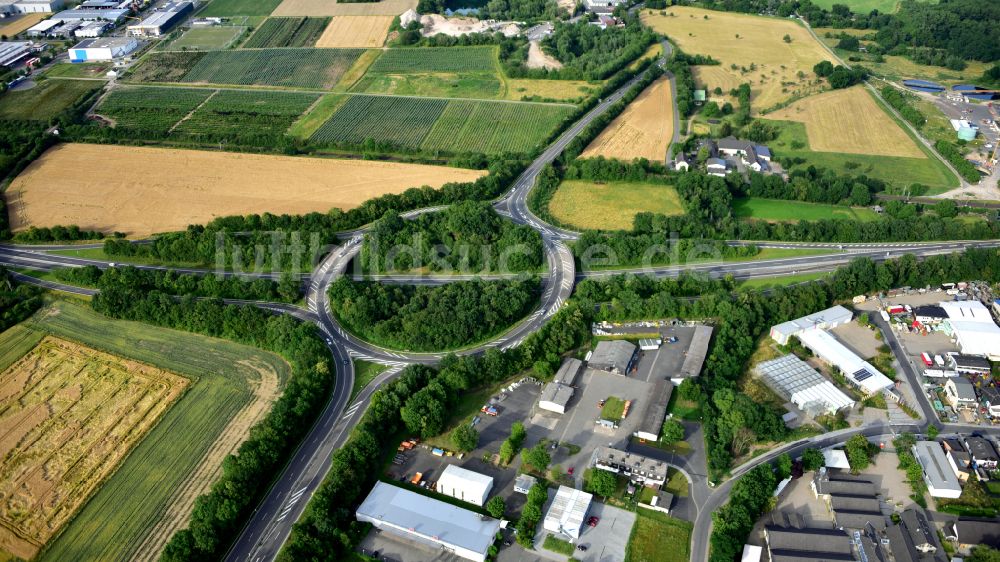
[506,78,597,102]
[549,180,684,231]
[315,15,393,47]
[7,144,486,237]
[691,65,740,105]
[273,0,415,17]
[0,13,47,37]
[642,6,830,112]
[0,337,187,560]
[582,76,673,162]
[766,86,925,157]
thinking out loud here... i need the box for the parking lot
[632,325,697,384]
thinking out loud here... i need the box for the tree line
[53,265,301,302]
[11,225,108,244]
[934,139,983,184]
[0,266,42,332]
[362,201,543,274]
[326,277,541,351]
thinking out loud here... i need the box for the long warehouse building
[940,300,1000,361]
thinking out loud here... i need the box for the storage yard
[6,144,485,236]
[0,336,188,560]
[582,75,674,162]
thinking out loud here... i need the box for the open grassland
[811,0,934,13]
[0,79,99,121]
[200,0,281,16]
[582,76,673,161]
[44,62,112,79]
[96,85,214,135]
[505,78,596,102]
[0,13,47,36]
[625,510,692,562]
[315,15,393,48]
[549,180,684,231]
[7,143,485,236]
[130,48,363,89]
[0,336,188,560]
[287,93,346,137]
[642,6,829,112]
[0,300,287,562]
[308,94,572,154]
[170,26,245,50]
[273,0,416,17]
[352,47,501,99]
[733,198,883,222]
[243,17,330,47]
[764,118,957,192]
[767,86,924,157]
[739,271,832,289]
[173,89,320,143]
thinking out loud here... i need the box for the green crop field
[97,86,214,136]
[170,26,245,50]
[366,46,497,74]
[44,62,112,78]
[0,300,289,562]
[810,0,934,12]
[733,198,883,222]
[309,94,570,155]
[200,0,281,16]
[127,51,206,83]
[762,120,957,194]
[243,17,329,48]
[625,510,692,562]
[0,79,100,121]
[548,180,684,231]
[174,89,320,143]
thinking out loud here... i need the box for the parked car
[577,545,588,551]
[587,516,599,527]
[568,467,574,475]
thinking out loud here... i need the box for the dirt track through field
[273,0,415,17]
[7,144,485,237]
[315,15,393,47]
[582,76,673,161]
[766,86,926,157]
[131,360,280,562]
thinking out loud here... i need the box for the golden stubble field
[7,144,486,237]
[582,75,674,161]
[273,0,415,17]
[642,6,830,112]
[0,337,187,559]
[0,13,47,37]
[315,15,394,47]
[766,86,926,157]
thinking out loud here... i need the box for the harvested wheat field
[582,76,673,161]
[7,144,485,237]
[274,0,415,17]
[315,15,393,47]
[0,337,187,560]
[642,6,829,112]
[0,13,47,37]
[767,86,925,157]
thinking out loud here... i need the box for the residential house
[981,385,1000,418]
[964,436,1000,470]
[887,509,946,562]
[947,518,1000,554]
[673,152,690,172]
[944,377,977,409]
[706,157,728,177]
[942,438,973,482]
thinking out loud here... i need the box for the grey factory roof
[912,441,962,496]
[954,354,992,371]
[771,305,853,339]
[914,305,948,319]
[638,379,672,438]
[678,325,713,378]
[830,493,880,513]
[589,340,635,373]
[355,481,501,556]
[955,517,1000,548]
[814,472,877,497]
[765,526,854,562]
[553,357,582,386]
[539,382,574,408]
[948,377,977,401]
[965,436,999,462]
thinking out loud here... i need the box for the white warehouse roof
[355,481,501,562]
[797,329,894,395]
[544,486,592,540]
[437,464,494,507]
[912,441,962,499]
[755,354,854,416]
[770,305,853,344]
[941,301,1000,360]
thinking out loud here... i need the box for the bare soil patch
[527,40,562,70]
[7,143,485,237]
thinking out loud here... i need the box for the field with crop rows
[0,336,188,560]
[4,300,290,562]
[97,86,213,136]
[127,51,205,83]
[366,46,496,73]
[243,17,330,48]
[310,94,570,154]
[0,79,100,121]
[174,90,320,143]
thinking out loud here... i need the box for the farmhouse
[543,486,592,539]
[435,464,494,507]
[127,1,191,36]
[706,157,728,177]
[69,36,138,61]
[355,481,502,562]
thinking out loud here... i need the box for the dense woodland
[327,277,540,350]
[362,201,543,274]
[53,265,300,302]
[0,267,42,332]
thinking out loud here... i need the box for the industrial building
[755,354,854,417]
[676,324,713,380]
[591,446,668,487]
[812,469,884,530]
[49,7,129,22]
[513,474,536,495]
[0,41,32,67]
[127,1,191,36]
[635,379,672,441]
[770,305,853,345]
[0,0,63,15]
[912,441,962,498]
[588,340,636,375]
[554,357,582,386]
[940,300,1000,360]
[69,36,138,61]
[538,382,574,414]
[355,481,502,562]
[796,328,895,396]
[764,522,854,562]
[952,354,991,375]
[435,464,494,507]
[543,486,592,540]
[887,509,944,562]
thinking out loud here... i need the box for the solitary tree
[801,448,825,471]
[845,435,874,473]
[586,470,618,498]
[783,34,792,43]
[661,419,685,444]
[452,424,479,453]
[486,496,506,519]
[522,443,551,472]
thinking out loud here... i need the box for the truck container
[432,448,445,456]
[934,355,945,367]
[880,311,891,322]
[921,352,933,366]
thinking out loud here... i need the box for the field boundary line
[168,89,219,133]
